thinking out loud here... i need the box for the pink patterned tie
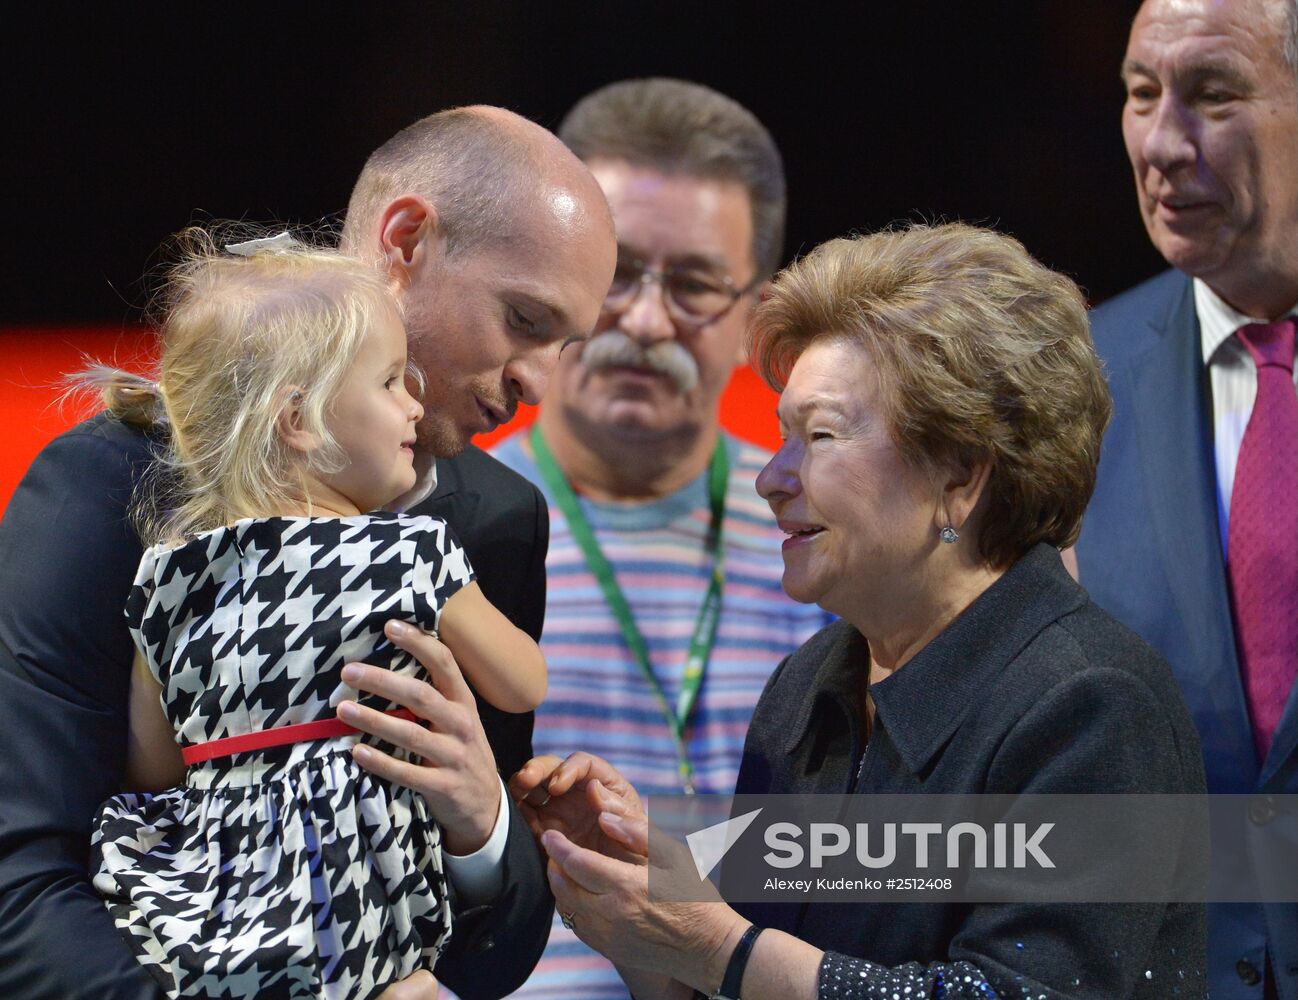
[1228,318,1298,762]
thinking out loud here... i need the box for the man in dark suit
[1074,0,1298,996]
[0,107,615,999]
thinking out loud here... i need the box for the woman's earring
[940,524,959,544]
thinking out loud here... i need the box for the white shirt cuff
[442,774,509,904]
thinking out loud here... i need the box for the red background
[0,328,782,515]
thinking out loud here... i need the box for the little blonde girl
[84,229,546,999]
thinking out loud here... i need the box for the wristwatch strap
[708,924,763,1000]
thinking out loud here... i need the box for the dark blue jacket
[1077,269,1298,999]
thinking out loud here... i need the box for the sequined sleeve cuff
[817,952,1001,999]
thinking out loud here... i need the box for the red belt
[180,708,418,765]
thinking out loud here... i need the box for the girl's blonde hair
[81,226,404,543]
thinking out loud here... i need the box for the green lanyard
[530,424,729,794]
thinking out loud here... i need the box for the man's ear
[275,386,319,455]
[378,195,442,290]
[938,457,995,535]
[732,278,771,367]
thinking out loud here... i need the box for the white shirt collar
[1195,278,1298,367]
[385,448,438,513]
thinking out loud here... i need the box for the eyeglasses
[604,257,758,326]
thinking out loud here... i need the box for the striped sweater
[487,431,832,999]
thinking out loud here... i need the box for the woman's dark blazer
[735,543,1209,998]
[0,412,551,1000]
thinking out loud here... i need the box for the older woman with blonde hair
[513,222,1208,999]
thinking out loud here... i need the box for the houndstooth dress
[91,512,472,1000]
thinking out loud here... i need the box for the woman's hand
[509,752,646,862]
[539,809,749,993]
[374,968,438,999]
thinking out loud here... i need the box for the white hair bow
[224,231,297,256]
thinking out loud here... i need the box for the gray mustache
[579,331,700,394]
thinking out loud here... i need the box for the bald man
[1075,1,1298,996]
[0,107,615,1000]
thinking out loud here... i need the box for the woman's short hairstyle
[84,226,403,543]
[749,222,1112,567]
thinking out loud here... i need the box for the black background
[3,2,1161,327]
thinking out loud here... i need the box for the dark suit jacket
[1076,269,1298,999]
[735,544,1208,998]
[0,412,552,999]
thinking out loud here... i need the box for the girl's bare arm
[124,650,185,791]
[437,581,547,713]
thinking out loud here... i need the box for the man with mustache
[1074,0,1298,995]
[490,78,831,999]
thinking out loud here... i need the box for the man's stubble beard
[404,310,476,458]
[409,357,471,458]
[414,370,519,458]
[416,413,470,458]
[403,304,519,458]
